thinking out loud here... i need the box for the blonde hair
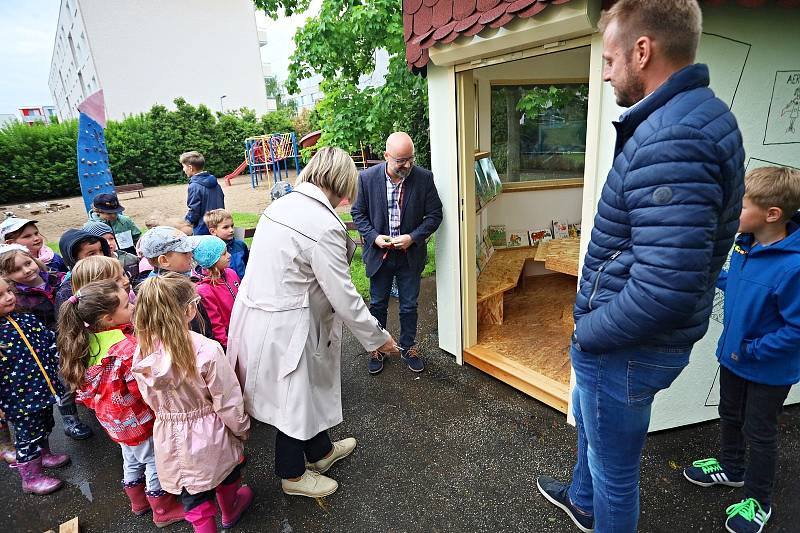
[745,166,800,221]
[71,255,123,292]
[204,209,233,231]
[295,146,358,201]
[0,249,46,278]
[134,272,198,379]
[57,279,125,391]
[179,151,205,170]
[598,0,702,63]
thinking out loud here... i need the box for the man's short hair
[179,151,205,170]
[598,0,702,64]
[745,166,800,221]
[295,146,358,202]
[204,209,233,230]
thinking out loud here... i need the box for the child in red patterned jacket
[57,279,184,528]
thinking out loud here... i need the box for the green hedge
[0,98,307,203]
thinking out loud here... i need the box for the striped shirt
[386,172,404,239]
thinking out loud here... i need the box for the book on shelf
[474,161,487,211]
[487,225,507,248]
[528,228,553,246]
[476,229,496,275]
[479,157,503,198]
[507,230,526,247]
[552,219,570,239]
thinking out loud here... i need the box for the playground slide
[224,160,249,186]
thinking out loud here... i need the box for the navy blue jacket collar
[614,64,710,151]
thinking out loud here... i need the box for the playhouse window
[490,82,588,184]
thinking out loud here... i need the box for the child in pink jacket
[132,273,252,533]
[192,236,240,350]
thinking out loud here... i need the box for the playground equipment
[224,132,301,189]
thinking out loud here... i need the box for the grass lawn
[48,212,435,300]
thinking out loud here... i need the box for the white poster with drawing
[764,70,800,145]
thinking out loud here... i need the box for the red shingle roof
[404,0,800,73]
[404,0,572,73]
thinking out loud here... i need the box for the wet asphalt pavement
[3,276,798,533]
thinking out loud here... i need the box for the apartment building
[49,0,271,122]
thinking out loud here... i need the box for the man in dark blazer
[351,132,443,375]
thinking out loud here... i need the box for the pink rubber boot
[40,442,70,468]
[15,456,63,495]
[215,479,254,528]
[185,500,218,533]
[0,422,16,464]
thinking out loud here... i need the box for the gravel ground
[2,277,798,533]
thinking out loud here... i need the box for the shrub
[0,99,302,203]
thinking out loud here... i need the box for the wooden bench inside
[534,237,581,277]
[476,247,539,325]
[476,238,580,325]
[114,182,145,199]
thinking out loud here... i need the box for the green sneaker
[725,498,771,533]
[683,458,744,487]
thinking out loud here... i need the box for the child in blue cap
[192,236,239,350]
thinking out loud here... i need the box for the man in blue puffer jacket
[536,2,745,532]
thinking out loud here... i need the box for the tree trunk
[505,88,521,182]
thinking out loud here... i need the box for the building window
[490,82,588,183]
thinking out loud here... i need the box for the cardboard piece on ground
[58,517,79,533]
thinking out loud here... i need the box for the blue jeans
[368,250,421,349]
[567,343,691,533]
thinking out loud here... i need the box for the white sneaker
[281,470,338,498]
[307,438,357,474]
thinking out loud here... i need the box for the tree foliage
[0,99,297,203]
[253,0,430,167]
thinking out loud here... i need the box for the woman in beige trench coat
[226,147,397,499]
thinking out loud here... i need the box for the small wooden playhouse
[403,0,800,430]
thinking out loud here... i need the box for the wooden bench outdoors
[476,237,580,325]
[114,182,145,198]
[345,221,364,246]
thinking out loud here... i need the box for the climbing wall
[76,90,115,213]
[77,112,115,213]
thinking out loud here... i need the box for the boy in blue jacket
[683,166,800,533]
[203,209,249,279]
[180,150,225,235]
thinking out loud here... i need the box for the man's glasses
[389,155,415,166]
